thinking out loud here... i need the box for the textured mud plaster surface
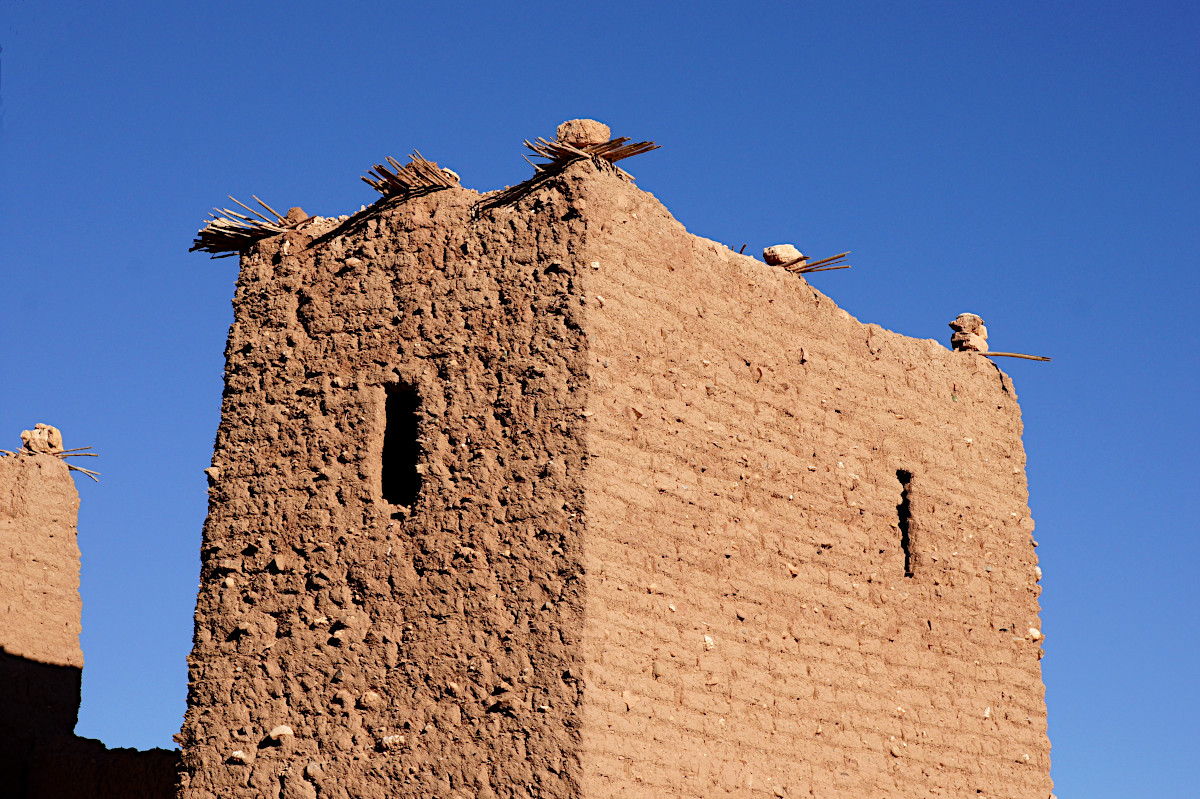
[1,455,85,790]
[182,178,592,799]
[182,159,1049,798]
[574,171,1050,797]
[0,455,83,670]
[0,455,179,799]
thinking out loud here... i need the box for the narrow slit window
[382,384,422,509]
[896,469,914,578]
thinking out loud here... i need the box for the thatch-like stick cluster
[478,134,660,213]
[362,151,460,198]
[59,446,101,481]
[0,445,101,481]
[974,351,1052,362]
[193,128,661,255]
[780,251,853,275]
[522,136,660,170]
[191,196,293,258]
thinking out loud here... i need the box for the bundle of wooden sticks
[0,445,100,481]
[362,151,460,197]
[190,196,293,258]
[522,136,660,170]
[780,251,852,274]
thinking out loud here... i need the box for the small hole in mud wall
[896,469,914,578]
[382,384,422,509]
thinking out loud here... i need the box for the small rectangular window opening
[896,469,914,578]
[382,384,423,510]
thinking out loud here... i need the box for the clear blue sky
[2,2,1196,795]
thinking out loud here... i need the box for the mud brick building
[178,133,1051,798]
[1,124,1052,798]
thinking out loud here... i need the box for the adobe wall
[181,157,1049,798]
[0,451,180,799]
[573,170,1051,796]
[0,453,85,757]
[179,186,593,798]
